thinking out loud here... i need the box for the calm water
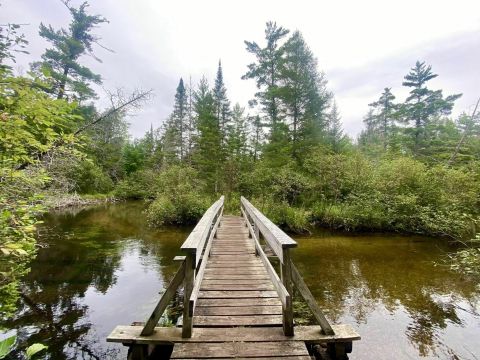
[2,201,479,359]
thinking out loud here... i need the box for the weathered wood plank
[196,298,282,307]
[108,324,361,344]
[182,254,195,338]
[203,274,270,280]
[198,290,278,298]
[170,341,309,358]
[204,268,269,275]
[202,279,273,285]
[176,357,312,360]
[200,283,274,291]
[195,305,283,316]
[193,315,283,327]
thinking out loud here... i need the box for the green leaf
[0,335,16,359]
[26,343,48,359]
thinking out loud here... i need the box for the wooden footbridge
[108,196,360,359]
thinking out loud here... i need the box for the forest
[1,0,479,333]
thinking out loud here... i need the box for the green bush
[146,193,209,226]
[254,198,311,233]
[114,169,158,199]
[145,165,211,226]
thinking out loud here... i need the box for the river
[2,201,479,359]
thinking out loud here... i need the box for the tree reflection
[293,234,480,359]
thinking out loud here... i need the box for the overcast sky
[2,0,480,138]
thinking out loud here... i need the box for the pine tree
[173,78,188,158]
[367,87,397,150]
[193,77,223,192]
[213,60,231,138]
[226,104,248,158]
[250,115,264,162]
[327,101,346,153]
[163,78,188,162]
[32,1,108,101]
[279,31,330,158]
[401,61,461,153]
[243,21,289,135]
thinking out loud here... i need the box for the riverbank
[43,193,117,210]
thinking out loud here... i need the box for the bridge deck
[171,215,310,358]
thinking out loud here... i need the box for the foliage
[0,335,16,359]
[449,235,480,279]
[31,1,108,100]
[145,165,210,225]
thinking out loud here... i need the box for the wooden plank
[281,249,294,336]
[204,268,268,275]
[170,341,309,358]
[140,261,185,336]
[200,283,274,291]
[207,263,263,269]
[290,260,334,335]
[195,305,283,316]
[202,274,270,280]
[198,290,278,298]
[202,279,273,285]
[196,298,282,307]
[176,357,311,360]
[194,315,283,327]
[182,254,194,338]
[108,324,361,344]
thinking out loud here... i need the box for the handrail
[241,196,297,263]
[241,196,334,336]
[181,195,224,337]
[181,196,225,267]
[189,208,223,316]
[241,207,290,308]
[140,196,224,338]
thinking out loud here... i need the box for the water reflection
[1,202,189,359]
[1,203,479,359]
[293,232,480,359]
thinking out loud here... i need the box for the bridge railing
[240,196,335,336]
[140,195,224,338]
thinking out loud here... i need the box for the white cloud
[2,0,480,138]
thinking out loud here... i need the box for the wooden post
[127,345,148,360]
[281,249,294,336]
[182,253,195,338]
[254,223,260,256]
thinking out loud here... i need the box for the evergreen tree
[243,21,289,136]
[279,31,330,158]
[193,77,223,192]
[367,87,398,150]
[213,60,231,138]
[226,104,249,158]
[163,78,188,162]
[401,61,461,153]
[173,78,188,158]
[249,114,264,162]
[32,1,108,101]
[327,100,346,153]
